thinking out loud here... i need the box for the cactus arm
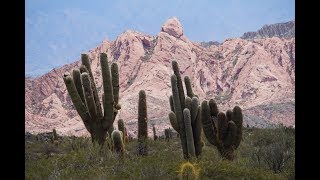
[217,112,228,141]
[171,75,188,159]
[72,69,85,104]
[172,60,186,111]
[111,63,120,106]
[201,100,218,146]
[223,121,237,147]
[63,75,92,132]
[209,99,219,117]
[168,111,180,132]
[169,95,174,112]
[81,73,98,120]
[232,106,243,148]
[100,53,114,129]
[226,110,233,122]
[190,97,199,125]
[79,65,89,74]
[185,97,192,111]
[184,76,194,98]
[81,54,103,118]
[184,108,196,158]
[193,107,202,157]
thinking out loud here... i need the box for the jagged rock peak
[161,17,183,38]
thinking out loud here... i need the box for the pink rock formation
[25,17,295,137]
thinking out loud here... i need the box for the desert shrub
[244,125,295,174]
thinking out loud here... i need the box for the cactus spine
[178,162,199,180]
[201,100,243,160]
[111,130,125,159]
[168,60,203,159]
[138,90,148,155]
[63,53,121,145]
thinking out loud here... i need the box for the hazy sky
[26,0,294,77]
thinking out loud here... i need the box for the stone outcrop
[25,17,295,137]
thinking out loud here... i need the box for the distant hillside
[241,20,295,40]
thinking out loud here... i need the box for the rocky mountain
[241,20,295,40]
[25,17,295,137]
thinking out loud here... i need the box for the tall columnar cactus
[52,128,58,141]
[168,60,203,159]
[152,125,158,141]
[111,130,125,159]
[138,90,148,155]
[118,119,128,143]
[201,100,243,160]
[63,53,121,145]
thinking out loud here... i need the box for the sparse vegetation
[25,126,294,179]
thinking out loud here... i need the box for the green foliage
[62,53,121,145]
[25,127,294,179]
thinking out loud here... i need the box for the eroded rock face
[161,17,183,38]
[25,17,295,137]
[241,20,295,39]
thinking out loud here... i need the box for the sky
[26,0,294,77]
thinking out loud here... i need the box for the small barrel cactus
[178,162,199,180]
[111,130,125,159]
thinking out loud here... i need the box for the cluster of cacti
[63,53,121,145]
[164,128,173,142]
[111,130,125,159]
[200,99,243,160]
[152,125,158,141]
[168,60,203,159]
[178,162,199,180]
[137,90,148,155]
[118,119,128,143]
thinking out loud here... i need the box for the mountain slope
[25,17,295,136]
[241,20,295,40]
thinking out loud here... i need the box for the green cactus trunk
[171,75,188,159]
[152,125,158,141]
[168,60,203,159]
[138,90,148,155]
[117,119,127,143]
[200,99,243,161]
[63,53,121,146]
[184,109,196,158]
